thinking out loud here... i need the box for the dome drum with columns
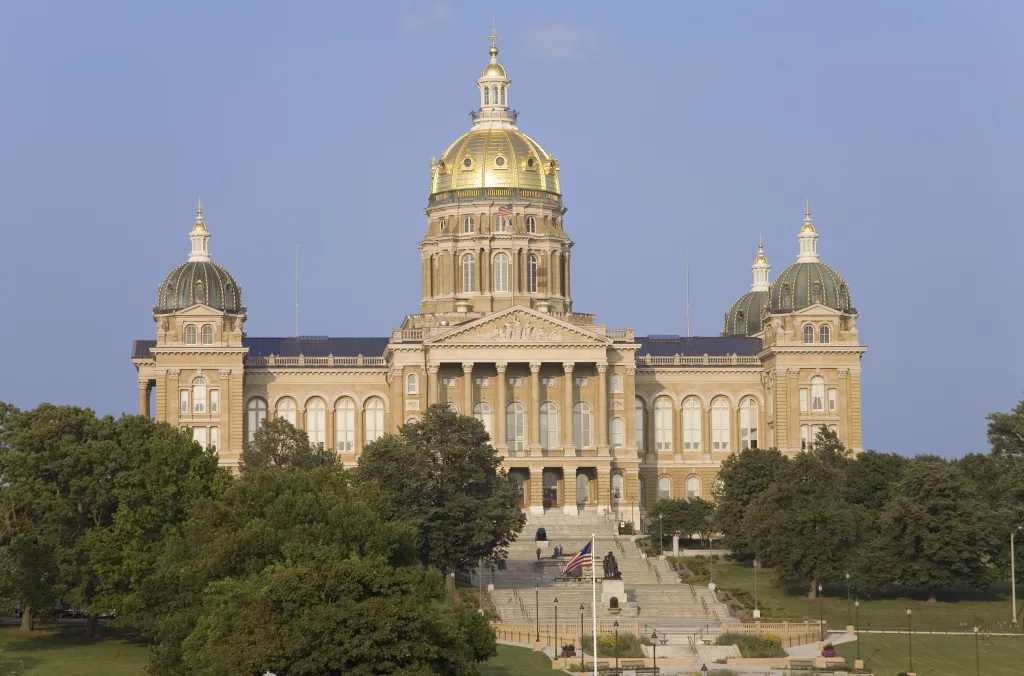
[132,31,867,526]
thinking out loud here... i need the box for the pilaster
[495,362,508,451]
[624,365,636,454]
[596,362,608,453]
[529,362,542,453]
[138,380,150,418]
[562,362,575,449]
[462,362,475,416]
[427,362,440,407]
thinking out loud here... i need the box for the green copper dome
[156,261,242,313]
[723,290,768,336]
[769,261,853,314]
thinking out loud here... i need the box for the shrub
[580,632,647,657]
[618,522,635,535]
[715,632,787,658]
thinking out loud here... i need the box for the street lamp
[1012,525,1021,626]
[906,607,914,674]
[701,664,708,676]
[753,559,759,618]
[974,624,980,676]
[553,598,559,659]
[845,572,851,626]
[579,603,585,654]
[630,497,635,528]
[535,584,540,643]
[854,598,861,662]
[818,582,824,641]
[659,514,664,556]
[613,620,620,671]
[651,630,658,670]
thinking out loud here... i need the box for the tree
[647,497,715,546]
[713,447,787,559]
[356,404,525,576]
[843,450,908,510]
[240,416,335,472]
[987,398,1024,458]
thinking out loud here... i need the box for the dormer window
[527,158,535,168]
[781,284,792,310]
[462,157,473,169]
[525,216,536,233]
[201,325,214,345]
[811,282,823,305]
[494,155,506,167]
[185,325,198,345]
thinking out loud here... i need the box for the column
[563,465,578,515]
[355,403,364,454]
[495,362,508,451]
[529,362,542,453]
[326,404,335,454]
[462,362,475,416]
[596,363,608,452]
[624,366,636,453]
[565,253,571,301]
[529,466,544,514]
[390,367,404,434]
[138,380,150,418]
[449,248,457,295]
[228,369,244,461]
[596,466,611,514]
[562,362,575,451]
[427,362,440,407]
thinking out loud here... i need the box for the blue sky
[0,1,1020,457]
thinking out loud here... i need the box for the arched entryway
[508,469,528,509]
[575,468,597,510]
[542,469,563,510]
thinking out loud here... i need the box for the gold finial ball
[489,44,499,57]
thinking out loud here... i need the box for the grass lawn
[480,644,553,675]
[0,627,148,675]
[837,633,1024,676]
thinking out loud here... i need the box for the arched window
[683,397,702,451]
[246,397,267,443]
[819,325,831,344]
[540,402,558,450]
[445,402,459,414]
[506,402,526,451]
[611,374,622,393]
[185,325,198,345]
[439,218,446,231]
[473,402,493,439]
[781,284,791,310]
[740,397,758,450]
[462,253,477,293]
[494,215,509,232]
[464,216,475,233]
[526,254,538,293]
[365,397,385,444]
[192,378,206,413]
[492,86,498,103]
[573,402,592,448]
[811,282,823,305]
[839,283,850,311]
[335,398,355,451]
[654,397,673,451]
[500,85,506,105]
[201,325,214,345]
[405,416,418,425]
[493,253,509,292]
[658,476,672,501]
[610,417,624,450]
[803,325,815,344]
[810,377,825,412]
[686,476,701,499]
[306,398,326,446]
[277,398,297,426]
[483,87,489,104]
[635,397,646,450]
[525,216,536,233]
[611,473,623,500]
[711,397,731,451]
[406,373,418,395]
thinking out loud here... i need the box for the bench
[621,659,658,675]
[789,659,816,669]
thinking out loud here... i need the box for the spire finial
[488,23,501,58]
[805,199,810,219]
[192,198,207,232]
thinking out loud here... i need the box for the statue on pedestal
[602,552,621,580]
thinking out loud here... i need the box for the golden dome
[191,200,207,232]
[482,62,506,78]
[800,201,815,233]
[430,128,560,194]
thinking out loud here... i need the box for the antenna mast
[685,244,691,337]
[295,242,299,338]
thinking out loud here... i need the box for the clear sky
[0,1,1020,457]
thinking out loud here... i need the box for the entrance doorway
[576,472,590,509]
[542,469,562,510]
[508,469,528,509]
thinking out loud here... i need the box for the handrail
[700,596,710,617]
[637,353,761,367]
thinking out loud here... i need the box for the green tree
[356,404,525,575]
[240,416,335,472]
[843,450,908,510]
[987,398,1024,458]
[647,497,715,546]
[713,447,787,559]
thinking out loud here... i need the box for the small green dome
[723,290,768,336]
[769,261,853,314]
[156,261,242,313]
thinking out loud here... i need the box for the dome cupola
[723,239,771,336]
[769,204,854,314]
[156,202,243,313]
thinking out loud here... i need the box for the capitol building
[131,34,865,519]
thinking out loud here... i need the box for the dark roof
[635,335,762,357]
[130,336,389,360]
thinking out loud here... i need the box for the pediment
[163,304,227,318]
[789,304,843,318]
[426,307,610,347]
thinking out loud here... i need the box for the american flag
[497,203,513,216]
[560,541,593,576]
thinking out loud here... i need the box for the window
[406,373,418,395]
[306,399,326,446]
[180,389,189,414]
[474,402,493,439]
[811,424,823,447]
[192,378,207,413]
[201,325,214,345]
[494,156,505,167]
[740,397,758,450]
[209,389,219,414]
[494,215,510,232]
[500,85,506,105]
[463,157,472,168]
[493,253,509,291]
[800,388,809,412]
[193,427,207,449]
[574,377,588,387]
[492,85,498,103]
[611,473,623,500]
[525,216,536,233]
[781,285,791,310]
[405,416,418,425]
[463,216,475,233]
[810,377,825,412]
[439,218,446,230]
[484,87,489,104]
[336,398,355,451]
[507,376,522,387]
[658,476,672,501]
[365,397,385,444]
[828,388,838,413]
[474,377,489,388]
[611,374,622,393]
[277,398,297,426]
[610,417,624,450]
[800,424,809,450]
[445,402,459,414]
[506,402,526,451]
[711,397,731,451]
[683,397,702,451]
[526,254,538,293]
[811,282,823,305]
[185,325,197,345]
[573,402,592,448]
[654,397,673,451]
[635,397,645,450]
[819,325,831,344]
[686,476,701,499]
[209,427,218,452]
[462,253,477,292]
[829,424,838,435]
[246,398,267,443]
[803,325,815,344]
[441,376,456,388]
[540,402,558,449]
[540,376,556,387]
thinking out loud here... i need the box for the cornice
[244,368,389,377]
[149,347,250,356]
[635,367,764,376]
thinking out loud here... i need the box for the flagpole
[592,532,598,676]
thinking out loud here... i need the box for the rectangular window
[799,389,809,412]
[193,427,207,449]
[210,390,220,414]
[440,377,456,388]
[574,377,588,387]
[683,407,701,451]
[800,424,809,450]
[474,377,489,388]
[209,427,219,452]
[828,389,838,413]
[180,390,189,414]
[540,376,556,387]
[507,376,523,387]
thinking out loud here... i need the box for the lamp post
[701,664,708,676]
[906,607,913,674]
[613,620,620,671]
[579,604,585,654]
[845,572,851,626]
[535,584,540,643]
[554,598,559,659]
[1012,525,1021,626]
[818,582,824,641]
[651,630,658,670]
[974,624,980,676]
[659,514,664,556]
[753,559,759,618]
[854,598,861,662]
[630,497,635,528]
